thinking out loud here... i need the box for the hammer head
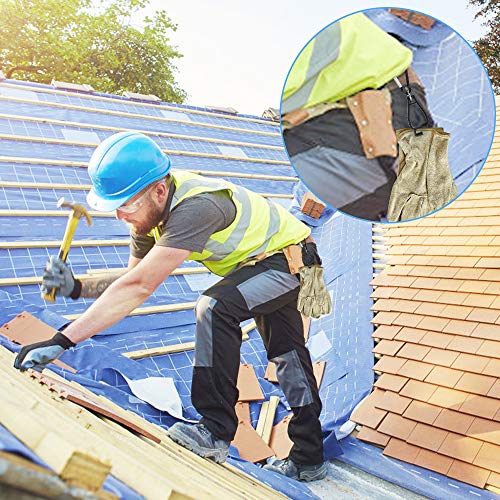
[57,197,93,226]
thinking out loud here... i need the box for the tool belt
[235,236,316,275]
[282,66,422,160]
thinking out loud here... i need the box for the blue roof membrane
[365,8,496,193]
[0,78,494,499]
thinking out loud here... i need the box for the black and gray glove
[13,333,75,372]
[41,256,81,299]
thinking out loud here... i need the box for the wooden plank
[0,134,290,165]
[0,266,208,286]
[123,320,255,359]
[0,157,298,182]
[0,95,279,137]
[63,301,198,320]
[0,209,113,218]
[0,112,282,150]
[0,82,279,127]
[256,396,280,445]
[0,349,286,499]
[0,181,293,199]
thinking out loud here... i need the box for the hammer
[41,198,93,302]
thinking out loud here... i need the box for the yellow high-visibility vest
[150,171,310,276]
[282,13,412,113]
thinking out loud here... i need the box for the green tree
[0,0,186,102]
[469,0,499,92]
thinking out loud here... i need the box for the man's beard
[128,202,165,236]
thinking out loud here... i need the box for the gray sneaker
[167,422,230,463]
[263,458,329,481]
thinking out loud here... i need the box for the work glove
[13,333,75,372]
[297,265,332,319]
[41,256,82,299]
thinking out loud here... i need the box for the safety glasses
[116,182,160,214]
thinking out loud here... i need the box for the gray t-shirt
[130,190,237,259]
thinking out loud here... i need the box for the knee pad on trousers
[271,350,313,407]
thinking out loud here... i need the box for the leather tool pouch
[346,90,397,159]
[283,245,304,275]
[283,239,321,275]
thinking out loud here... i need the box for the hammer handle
[41,214,80,302]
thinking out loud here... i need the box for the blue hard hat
[86,132,171,212]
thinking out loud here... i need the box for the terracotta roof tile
[425,366,464,388]
[392,300,420,314]
[413,449,453,475]
[462,294,496,308]
[455,372,497,396]
[483,358,500,377]
[473,442,500,474]
[411,277,440,289]
[374,373,409,393]
[487,471,500,489]
[407,422,448,452]
[455,268,488,280]
[487,379,500,399]
[394,313,426,328]
[372,325,402,340]
[428,386,468,410]
[480,269,500,281]
[398,359,434,381]
[417,316,450,332]
[413,286,442,302]
[413,302,446,316]
[420,331,451,348]
[370,298,393,311]
[371,286,397,299]
[460,394,500,420]
[392,287,419,300]
[394,327,427,343]
[452,353,491,374]
[350,390,387,428]
[442,319,478,336]
[371,311,400,325]
[423,347,460,367]
[372,339,404,356]
[355,426,390,447]
[435,278,464,291]
[471,323,500,340]
[377,413,416,441]
[396,343,431,361]
[467,308,500,325]
[373,356,406,375]
[400,379,439,402]
[467,417,500,446]
[446,335,484,354]
[433,408,475,435]
[476,340,500,359]
[403,400,441,424]
[383,438,421,463]
[437,291,469,305]
[441,304,474,320]
[439,433,483,463]
[447,460,490,488]
[375,391,412,414]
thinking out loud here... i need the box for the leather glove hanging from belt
[284,240,332,319]
[13,332,75,372]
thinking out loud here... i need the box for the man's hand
[41,256,81,299]
[13,333,75,372]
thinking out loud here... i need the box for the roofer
[14,132,336,481]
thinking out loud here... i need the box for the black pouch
[301,241,322,266]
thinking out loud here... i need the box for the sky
[139,0,488,116]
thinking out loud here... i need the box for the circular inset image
[280,8,496,223]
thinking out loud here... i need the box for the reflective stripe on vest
[152,170,310,276]
[282,13,413,113]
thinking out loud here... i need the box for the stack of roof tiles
[351,96,500,491]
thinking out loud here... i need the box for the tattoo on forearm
[80,271,127,299]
